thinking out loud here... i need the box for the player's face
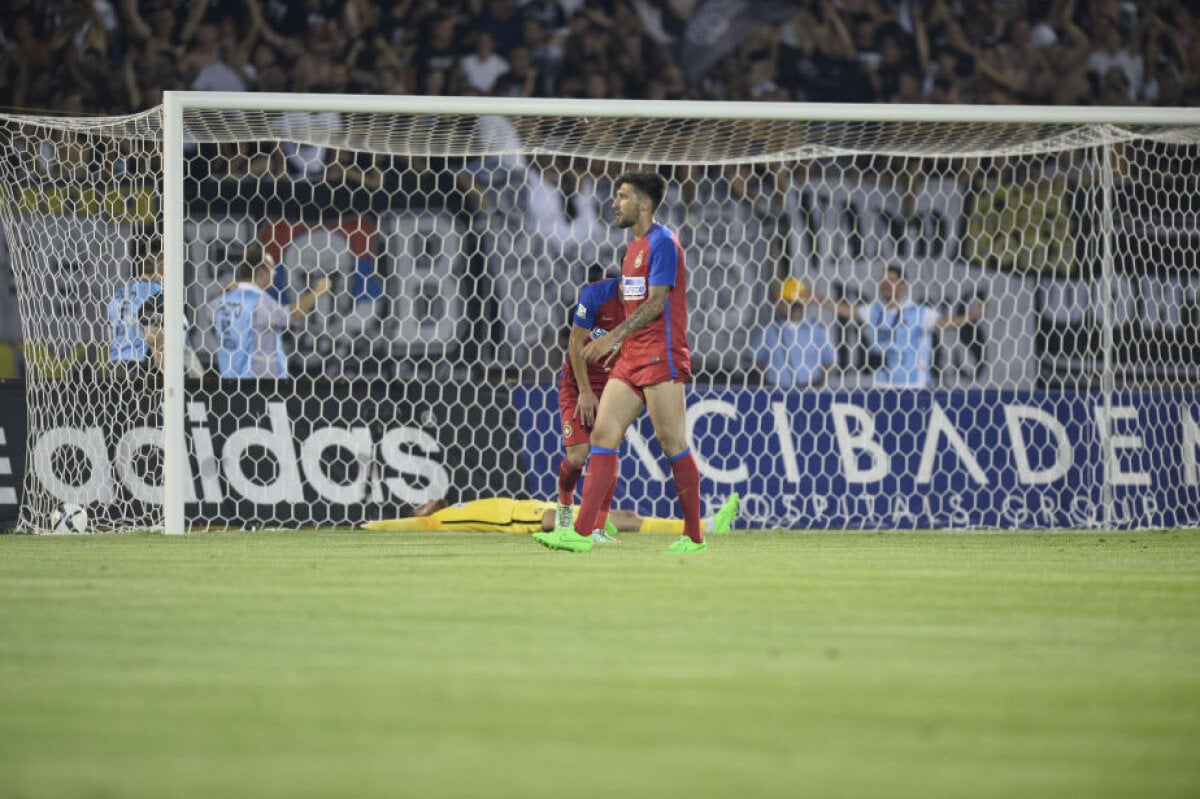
[880,271,905,303]
[612,183,641,228]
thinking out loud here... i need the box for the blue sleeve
[646,228,679,288]
[573,277,624,326]
[108,290,123,325]
[572,281,608,329]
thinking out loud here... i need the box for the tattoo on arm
[607,293,665,346]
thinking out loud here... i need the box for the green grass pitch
[2,529,1199,798]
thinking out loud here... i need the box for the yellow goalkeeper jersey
[362,497,557,533]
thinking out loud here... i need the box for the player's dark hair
[236,244,267,282]
[616,171,667,210]
[885,263,906,281]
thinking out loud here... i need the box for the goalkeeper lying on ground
[362,493,739,536]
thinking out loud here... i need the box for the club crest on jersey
[623,276,647,300]
[634,251,644,270]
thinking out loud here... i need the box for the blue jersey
[108,280,161,362]
[858,301,941,388]
[211,284,292,378]
[562,278,624,394]
[572,278,623,332]
[755,319,836,388]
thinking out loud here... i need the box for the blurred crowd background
[1,0,1197,389]
[3,0,1198,116]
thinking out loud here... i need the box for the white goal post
[2,93,1200,533]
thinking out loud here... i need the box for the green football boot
[662,535,707,554]
[709,492,740,535]
[532,527,594,553]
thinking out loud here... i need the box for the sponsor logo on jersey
[623,276,647,300]
[563,423,573,438]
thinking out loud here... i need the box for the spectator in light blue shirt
[108,250,163,368]
[208,248,330,379]
[812,264,986,388]
[111,244,203,377]
[754,276,836,388]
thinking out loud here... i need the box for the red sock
[598,464,620,529]
[669,450,703,543]
[575,450,618,537]
[557,460,583,506]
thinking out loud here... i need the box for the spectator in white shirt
[1086,14,1144,102]
[187,24,248,93]
[460,31,510,94]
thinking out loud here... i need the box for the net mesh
[2,99,1199,532]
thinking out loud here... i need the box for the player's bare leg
[534,381,642,553]
[645,381,705,552]
[574,379,643,534]
[589,378,644,449]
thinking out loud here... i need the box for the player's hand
[574,390,599,427]
[582,334,620,366]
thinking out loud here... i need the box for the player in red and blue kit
[534,171,707,555]
[554,276,625,533]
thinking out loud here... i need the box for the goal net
[1,95,1199,533]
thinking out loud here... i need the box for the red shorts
[560,405,592,448]
[608,357,690,402]
[558,381,607,449]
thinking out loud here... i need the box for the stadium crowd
[2,0,1198,116]
[1,0,1197,388]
